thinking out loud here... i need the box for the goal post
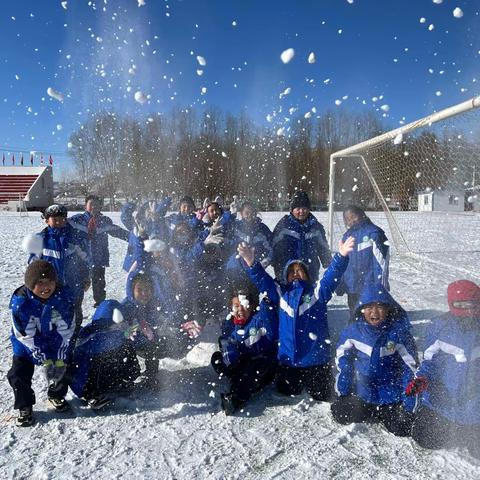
[327,96,480,267]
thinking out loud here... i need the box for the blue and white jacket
[69,300,139,397]
[272,213,331,283]
[416,313,480,425]
[69,211,129,267]
[28,224,90,300]
[245,253,348,368]
[10,285,75,364]
[219,299,279,367]
[167,212,202,236]
[335,285,417,409]
[336,219,390,295]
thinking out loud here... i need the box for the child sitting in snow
[211,288,278,415]
[237,236,354,401]
[69,300,141,410]
[7,260,75,426]
[407,280,480,454]
[331,284,417,437]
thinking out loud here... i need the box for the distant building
[0,166,54,210]
[417,189,464,212]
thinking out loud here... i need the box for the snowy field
[1,211,480,480]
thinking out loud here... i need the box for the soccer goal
[327,96,480,272]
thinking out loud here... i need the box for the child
[7,260,75,426]
[407,280,480,453]
[211,289,278,415]
[332,284,417,436]
[237,236,354,401]
[335,205,390,321]
[271,190,331,283]
[23,203,90,331]
[69,300,141,410]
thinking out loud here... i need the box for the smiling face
[86,199,102,215]
[46,216,67,228]
[180,201,193,215]
[287,262,309,283]
[133,280,153,305]
[231,296,252,322]
[32,278,56,300]
[207,203,221,221]
[291,206,310,223]
[362,302,389,326]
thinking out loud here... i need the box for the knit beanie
[290,190,311,211]
[24,260,57,291]
[447,280,480,318]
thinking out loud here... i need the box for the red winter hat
[447,280,480,318]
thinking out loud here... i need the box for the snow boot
[87,395,113,411]
[16,406,34,427]
[48,397,71,412]
[221,393,244,416]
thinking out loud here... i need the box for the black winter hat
[290,190,311,211]
[179,195,196,210]
[24,260,57,291]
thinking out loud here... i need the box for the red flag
[30,153,34,165]
[12,154,15,165]
[20,154,24,166]
[49,155,53,166]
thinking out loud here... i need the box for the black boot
[16,406,34,427]
[221,393,244,416]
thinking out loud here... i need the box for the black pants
[276,363,333,401]
[347,293,360,322]
[136,337,168,380]
[211,352,277,403]
[331,395,413,437]
[7,356,68,410]
[79,343,140,400]
[91,266,106,306]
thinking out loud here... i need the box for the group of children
[7,191,480,456]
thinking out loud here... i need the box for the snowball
[134,91,147,104]
[453,7,463,18]
[61,1,68,9]
[416,172,422,178]
[393,133,403,145]
[380,104,390,112]
[280,48,295,64]
[307,52,316,64]
[435,91,442,96]
[232,20,237,26]
[196,69,203,76]
[428,24,434,31]
[201,87,207,94]
[352,185,358,192]
[138,0,146,6]
[304,111,312,119]
[196,55,207,66]
[47,87,64,102]
[276,127,285,136]
[309,332,318,341]
[419,17,426,23]
[221,151,227,158]
[56,124,63,131]
[335,99,342,106]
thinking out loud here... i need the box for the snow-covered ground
[1,211,480,480]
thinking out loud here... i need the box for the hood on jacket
[282,258,311,284]
[355,284,410,329]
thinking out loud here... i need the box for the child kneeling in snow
[332,285,417,436]
[407,280,480,454]
[211,289,278,415]
[69,300,141,410]
[8,260,75,426]
[237,236,355,401]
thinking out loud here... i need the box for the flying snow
[280,48,295,64]
[134,91,147,104]
[416,172,422,178]
[138,0,146,6]
[428,24,435,31]
[61,1,68,9]
[196,56,207,66]
[432,0,443,4]
[47,87,64,102]
[279,87,291,99]
[276,127,285,136]
[393,133,403,145]
[335,99,342,106]
[380,104,390,112]
[308,52,316,64]
[453,7,464,18]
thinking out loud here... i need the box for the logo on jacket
[249,327,257,337]
[386,341,396,352]
[363,235,370,243]
[302,294,311,304]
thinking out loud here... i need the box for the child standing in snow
[7,260,75,426]
[237,236,354,401]
[332,284,417,436]
[211,289,278,415]
[407,280,480,454]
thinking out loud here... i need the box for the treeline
[68,107,385,209]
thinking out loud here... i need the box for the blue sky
[0,0,477,175]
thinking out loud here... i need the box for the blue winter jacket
[10,285,75,364]
[29,224,90,301]
[336,219,390,295]
[167,212,202,236]
[69,211,129,267]
[245,253,348,367]
[69,300,138,397]
[219,299,279,367]
[416,313,480,425]
[335,284,417,409]
[272,213,331,283]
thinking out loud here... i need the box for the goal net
[327,97,480,273]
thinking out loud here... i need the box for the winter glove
[204,231,224,246]
[181,320,203,338]
[44,360,67,384]
[405,376,428,397]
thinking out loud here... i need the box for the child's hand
[181,320,203,338]
[237,242,255,267]
[338,236,355,257]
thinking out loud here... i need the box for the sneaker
[48,397,71,412]
[87,395,112,411]
[16,407,34,427]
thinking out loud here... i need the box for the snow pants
[8,356,68,410]
[276,363,333,401]
[411,406,480,455]
[91,266,106,306]
[211,351,277,403]
[331,395,413,437]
